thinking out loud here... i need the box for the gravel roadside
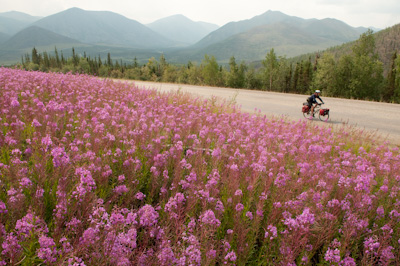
[118,79,400,146]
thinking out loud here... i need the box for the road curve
[120,80,400,146]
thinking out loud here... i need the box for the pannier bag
[319,109,329,116]
[302,105,310,113]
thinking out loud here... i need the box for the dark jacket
[307,94,324,105]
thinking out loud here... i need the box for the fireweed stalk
[0,67,400,265]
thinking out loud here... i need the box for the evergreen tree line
[20,30,400,103]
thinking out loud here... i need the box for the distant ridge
[194,10,363,49]
[186,22,341,61]
[1,26,81,49]
[193,10,300,48]
[147,14,219,45]
[0,11,41,23]
[0,11,42,36]
[31,7,177,48]
[168,10,370,62]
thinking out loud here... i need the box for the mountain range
[0,8,387,65]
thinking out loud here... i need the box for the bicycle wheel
[302,105,311,118]
[319,112,329,122]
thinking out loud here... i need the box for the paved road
[122,80,400,146]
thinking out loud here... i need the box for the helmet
[315,90,321,93]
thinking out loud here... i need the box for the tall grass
[0,68,399,265]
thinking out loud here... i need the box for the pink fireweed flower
[224,251,237,262]
[259,192,268,200]
[10,98,20,107]
[135,192,146,200]
[206,170,220,189]
[376,206,385,219]
[35,187,44,198]
[215,200,224,212]
[19,177,33,188]
[364,236,380,254]
[11,149,22,156]
[37,235,57,263]
[211,148,221,158]
[41,135,53,150]
[109,211,126,226]
[66,217,82,233]
[339,256,356,266]
[164,193,186,218]
[116,228,138,250]
[235,203,244,212]
[118,174,125,182]
[67,256,86,266]
[264,225,278,240]
[284,208,315,230]
[51,146,70,168]
[207,249,217,258]
[1,233,21,258]
[4,135,17,146]
[7,187,24,204]
[223,240,231,252]
[380,246,395,264]
[106,132,115,141]
[15,211,49,239]
[73,168,96,201]
[246,211,253,220]
[80,227,100,246]
[234,189,242,196]
[113,185,128,195]
[199,209,221,227]
[138,204,159,227]
[32,119,42,127]
[0,200,7,213]
[158,243,176,265]
[229,163,239,171]
[325,248,341,263]
[330,238,341,248]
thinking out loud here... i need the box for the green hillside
[292,23,400,75]
[199,23,344,62]
[32,7,176,48]
[171,10,368,63]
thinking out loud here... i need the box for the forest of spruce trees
[18,30,400,103]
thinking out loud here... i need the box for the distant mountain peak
[147,14,219,45]
[0,11,42,36]
[31,8,175,48]
[190,9,370,61]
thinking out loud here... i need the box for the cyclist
[307,90,324,119]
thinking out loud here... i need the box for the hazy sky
[1,0,399,29]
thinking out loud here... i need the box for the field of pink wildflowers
[0,67,400,265]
